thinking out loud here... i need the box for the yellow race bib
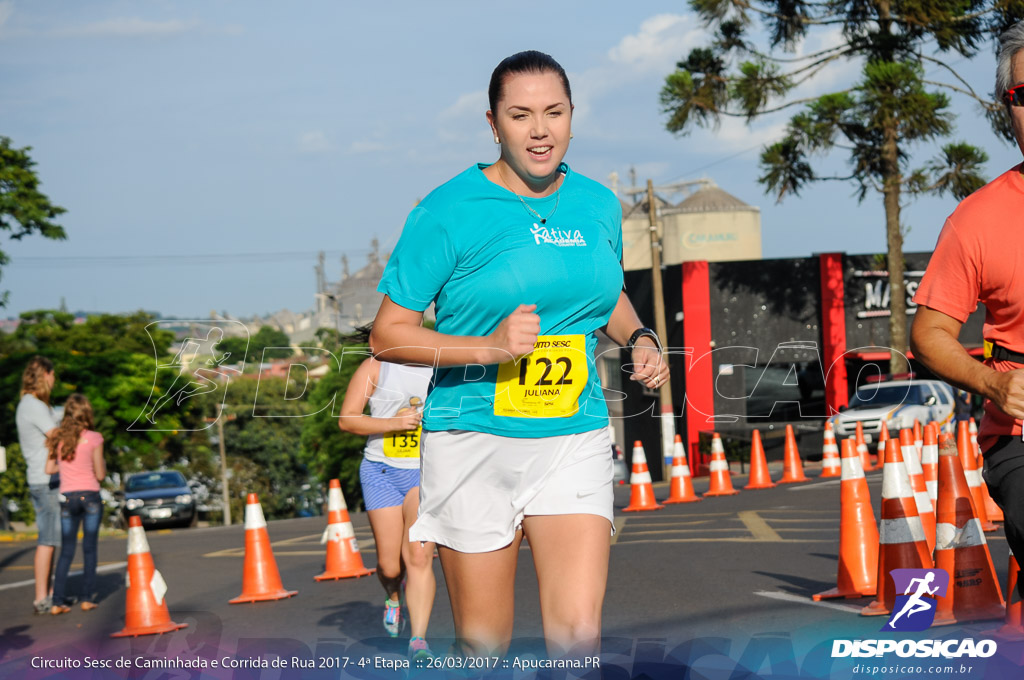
[494,334,588,418]
[382,427,421,458]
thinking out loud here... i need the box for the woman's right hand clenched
[487,304,540,363]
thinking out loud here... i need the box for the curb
[0,528,127,543]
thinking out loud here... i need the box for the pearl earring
[570,133,574,139]
[494,136,500,144]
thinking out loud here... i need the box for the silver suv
[828,379,955,442]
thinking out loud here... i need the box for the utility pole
[217,404,230,526]
[646,179,676,480]
[206,404,236,526]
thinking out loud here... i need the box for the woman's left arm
[604,291,668,389]
[92,441,106,482]
[44,453,58,475]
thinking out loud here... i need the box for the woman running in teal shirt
[371,50,667,658]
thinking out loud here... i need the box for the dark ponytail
[488,50,572,112]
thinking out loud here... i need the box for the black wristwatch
[627,327,661,352]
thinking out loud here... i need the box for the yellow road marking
[4,560,123,571]
[203,530,376,558]
[738,511,784,542]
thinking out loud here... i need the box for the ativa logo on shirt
[530,223,587,247]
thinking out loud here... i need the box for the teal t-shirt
[378,163,624,438]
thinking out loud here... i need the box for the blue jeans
[52,491,102,605]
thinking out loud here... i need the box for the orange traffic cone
[875,421,890,471]
[778,424,808,484]
[970,418,980,464]
[913,418,923,458]
[624,441,663,511]
[814,439,878,600]
[862,439,933,616]
[968,421,1005,523]
[664,435,702,503]
[704,432,740,497]
[921,422,939,507]
[989,550,1024,640]
[229,493,298,603]
[315,479,376,580]
[855,421,873,472]
[820,422,841,478]
[111,516,188,637]
[957,421,997,532]
[744,429,776,490]
[899,428,935,554]
[932,438,1004,626]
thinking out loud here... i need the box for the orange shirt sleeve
[913,216,980,323]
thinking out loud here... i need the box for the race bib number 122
[494,334,587,418]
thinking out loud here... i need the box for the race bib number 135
[382,427,421,458]
[494,334,587,418]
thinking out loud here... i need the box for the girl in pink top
[45,394,106,615]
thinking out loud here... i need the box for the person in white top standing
[14,356,60,614]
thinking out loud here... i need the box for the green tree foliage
[194,376,318,519]
[661,0,1017,372]
[215,336,249,365]
[0,443,31,522]
[0,137,67,308]
[0,311,195,517]
[299,346,370,508]
[250,326,293,361]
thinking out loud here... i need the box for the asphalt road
[1,464,1021,679]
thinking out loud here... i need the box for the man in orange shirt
[911,21,1024,592]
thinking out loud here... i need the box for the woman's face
[487,70,572,194]
[45,369,55,391]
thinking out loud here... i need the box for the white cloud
[298,131,333,154]
[441,90,487,119]
[0,2,14,33]
[437,90,490,144]
[607,14,703,75]
[54,17,199,38]
[706,117,787,152]
[348,139,391,154]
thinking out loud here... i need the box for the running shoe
[383,598,401,637]
[408,637,432,662]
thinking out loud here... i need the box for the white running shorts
[409,427,614,553]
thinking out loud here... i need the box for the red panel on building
[819,253,849,415]
[682,260,713,476]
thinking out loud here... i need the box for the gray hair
[996,22,1024,103]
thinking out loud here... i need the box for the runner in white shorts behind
[370,50,668,658]
[338,353,435,660]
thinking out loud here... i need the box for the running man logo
[883,568,950,632]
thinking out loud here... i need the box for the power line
[7,249,372,269]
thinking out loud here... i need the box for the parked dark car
[121,470,196,529]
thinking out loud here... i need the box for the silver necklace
[497,163,561,224]
[517,191,559,224]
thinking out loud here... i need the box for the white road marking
[753,589,864,614]
[0,561,127,591]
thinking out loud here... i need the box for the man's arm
[910,306,1024,419]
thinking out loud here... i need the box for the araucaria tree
[0,137,66,307]
[661,1,1021,373]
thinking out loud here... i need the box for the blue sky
[0,1,1017,319]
